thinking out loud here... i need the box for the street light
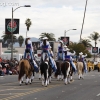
[11,5,31,60]
[64,29,77,37]
[80,0,88,42]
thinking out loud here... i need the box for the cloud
[0,0,100,47]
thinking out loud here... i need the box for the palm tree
[18,35,24,47]
[39,33,56,41]
[25,18,32,38]
[88,32,100,61]
[1,32,17,44]
[88,32,100,47]
[81,39,92,47]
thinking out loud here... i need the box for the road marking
[1,84,61,100]
[0,79,75,100]
[97,93,100,96]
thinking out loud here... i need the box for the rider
[40,37,56,72]
[24,37,34,60]
[49,46,57,71]
[78,52,87,73]
[57,40,64,60]
[24,37,39,72]
[63,45,77,72]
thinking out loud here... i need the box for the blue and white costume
[24,38,34,60]
[40,37,56,72]
[57,40,64,60]
[78,52,87,73]
[24,37,39,72]
[49,46,57,71]
[63,46,76,71]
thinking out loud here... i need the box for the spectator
[0,64,4,76]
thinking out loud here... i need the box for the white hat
[63,45,67,48]
[43,37,48,40]
[59,40,63,43]
[79,52,83,55]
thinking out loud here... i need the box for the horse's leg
[61,73,64,80]
[48,66,52,83]
[25,75,29,85]
[21,76,24,83]
[41,74,44,86]
[81,67,84,79]
[70,67,74,81]
[45,69,48,87]
[39,70,41,80]
[31,70,34,82]
[64,77,68,85]
[57,75,60,81]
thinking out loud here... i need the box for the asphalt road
[0,71,100,100]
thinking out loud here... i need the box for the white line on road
[96,93,100,96]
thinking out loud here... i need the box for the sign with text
[5,19,20,34]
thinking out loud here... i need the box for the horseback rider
[24,37,34,60]
[57,40,64,60]
[63,45,77,72]
[24,37,39,72]
[78,52,87,73]
[49,46,57,71]
[40,37,56,72]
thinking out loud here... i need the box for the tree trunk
[94,41,97,61]
[26,30,27,38]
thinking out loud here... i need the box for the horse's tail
[18,61,25,81]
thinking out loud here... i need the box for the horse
[76,61,84,79]
[55,60,71,85]
[40,52,52,87]
[18,59,34,86]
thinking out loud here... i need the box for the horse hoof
[65,83,67,85]
[45,85,47,87]
[39,78,41,80]
[25,83,28,85]
[70,79,74,82]
[30,83,31,84]
[22,81,23,83]
[68,82,71,84]
[19,84,21,86]
[31,79,33,82]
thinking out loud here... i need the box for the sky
[0,0,100,47]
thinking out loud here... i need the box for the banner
[61,37,69,46]
[5,19,20,34]
[92,47,98,53]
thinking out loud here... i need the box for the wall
[2,47,25,54]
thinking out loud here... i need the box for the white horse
[76,62,84,79]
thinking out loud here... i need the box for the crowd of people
[0,57,19,76]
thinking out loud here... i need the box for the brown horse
[76,61,84,79]
[18,59,34,85]
[55,61,70,85]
